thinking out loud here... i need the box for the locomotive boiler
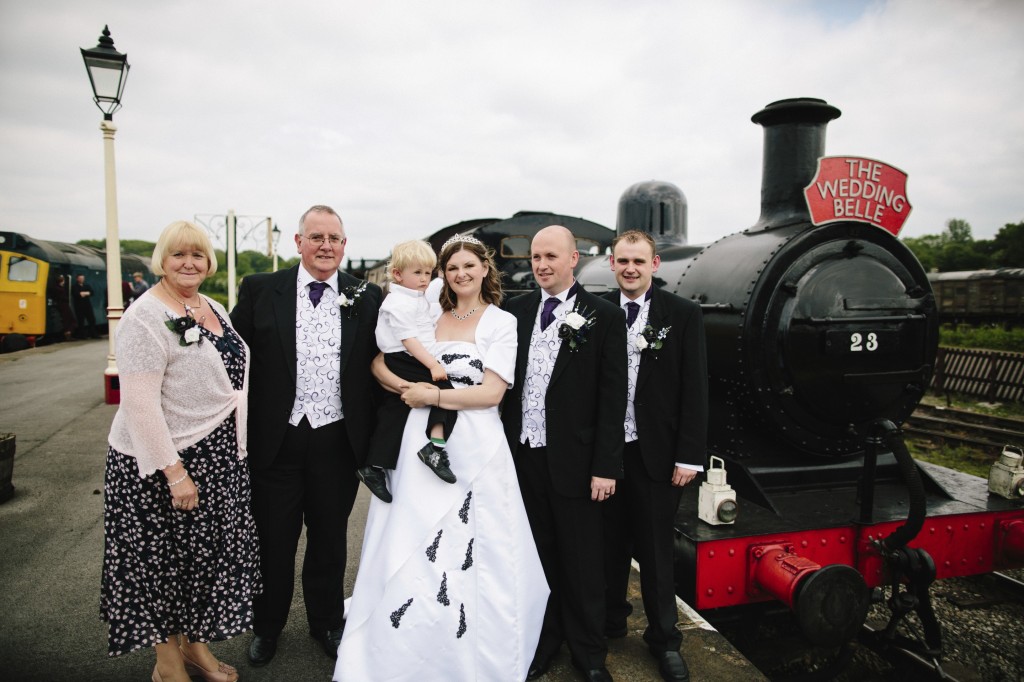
[576,98,1024,661]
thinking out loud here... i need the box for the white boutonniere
[339,281,368,316]
[558,305,597,352]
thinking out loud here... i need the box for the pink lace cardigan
[107,293,250,478]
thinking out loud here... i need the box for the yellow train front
[0,232,151,351]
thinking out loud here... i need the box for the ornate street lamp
[81,26,129,404]
[272,224,282,272]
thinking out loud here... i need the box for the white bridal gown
[335,305,548,681]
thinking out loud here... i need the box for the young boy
[357,240,458,503]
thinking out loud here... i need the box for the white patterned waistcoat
[290,275,343,428]
[519,293,575,447]
[623,296,651,443]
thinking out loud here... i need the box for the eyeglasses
[303,233,347,247]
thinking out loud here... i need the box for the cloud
[0,0,1021,265]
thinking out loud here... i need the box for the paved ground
[0,339,762,681]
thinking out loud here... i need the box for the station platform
[0,339,764,681]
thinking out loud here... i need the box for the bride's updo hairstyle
[437,234,503,311]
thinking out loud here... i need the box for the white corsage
[558,305,597,352]
[183,327,202,344]
[339,281,368,316]
[564,311,587,330]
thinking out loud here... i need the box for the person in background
[133,271,151,298]
[72,273,99,338]
[231,204,382,667]
[49,274,76,340]
[602,230,707,682]
[122,279,135,309]
[101,220,259,682]
[502,225,627,682]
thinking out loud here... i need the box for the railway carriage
[928,268,1024,327]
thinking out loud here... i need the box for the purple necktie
[540,297,560,331]
[625,301,640,328]
[309,281,327,307]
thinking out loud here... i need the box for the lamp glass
[85,57,127,102]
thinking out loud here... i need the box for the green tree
[944,218,973,244]
[936,242,987,271]
[902,234,942,271]
[989,221,1024,267]
[77,238,156,256]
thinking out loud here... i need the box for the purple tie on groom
[625,301,640,328]
[540,296,560,331]
[309,281,327,307]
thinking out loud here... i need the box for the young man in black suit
[503,225,628,682]
[602,230,707,682]
[231,205,382,667]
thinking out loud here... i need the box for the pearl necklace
[450,306,479,321]
[161,279,203,313]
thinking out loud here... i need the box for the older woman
[101,220,259,682]
[335,235,547,681]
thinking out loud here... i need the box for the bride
[335,234,547,681]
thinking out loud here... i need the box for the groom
[503,225,627,682]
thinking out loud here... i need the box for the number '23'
[850,332,878,352]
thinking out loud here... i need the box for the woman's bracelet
[167,472,189,487]
[436,386,442,408]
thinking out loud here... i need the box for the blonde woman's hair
[387,239,437,278]
[151,220,218,277]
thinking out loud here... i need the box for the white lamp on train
[81,25,130,404]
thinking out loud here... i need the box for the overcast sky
[1,0,1021,264]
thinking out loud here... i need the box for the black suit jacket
[230,265,382,470]
[604,287,708,479]
[502,286,628,497]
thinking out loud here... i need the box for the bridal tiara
[441,233,485,251]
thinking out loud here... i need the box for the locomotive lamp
[81,25,130,404]
[989,445,1024,499]
[699,456,738,525]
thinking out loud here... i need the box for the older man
[231,205,382,667]
[602,230,707,682]
[503,225,627,682]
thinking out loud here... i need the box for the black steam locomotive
[576,98,1024,662]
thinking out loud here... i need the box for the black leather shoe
[570,659,613,682]
[247,634,278,667]
[526,654,554,680]
[310,627,344,659]
[356,466,393,503]
[417,443,456,483]
[655,650,690,682]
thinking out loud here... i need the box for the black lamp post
[272,224,282,271]
[81,26,129,404]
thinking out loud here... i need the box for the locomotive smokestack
[616,180,688,246]
[750,97,841,231]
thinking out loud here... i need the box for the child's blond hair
[388,240,437,278]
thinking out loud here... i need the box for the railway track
[903,404,1024,452]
